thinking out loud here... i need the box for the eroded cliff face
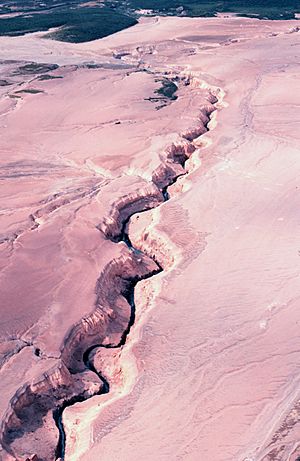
[99,185,164,242]
[61,250,161,374]
[151,140,195,190]
[151,89,217,191]
[0,250,162,460]
[1,362,103,461]
[0,55,220,460]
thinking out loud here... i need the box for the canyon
[0,14,300,461]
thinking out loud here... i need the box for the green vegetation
[145,77,178,109]
[155,78,178,100]
[0,0,298,44]
[13,63,59,75]
[15,88,44,94]
[0,4,137,43]
[117,0,300,20]
[37,75,63,80]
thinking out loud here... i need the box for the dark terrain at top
[0,0,298,42]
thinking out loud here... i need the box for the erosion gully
[53,204,164,460]
[53,94,218,461]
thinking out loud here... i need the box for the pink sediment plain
[0,14,300,461]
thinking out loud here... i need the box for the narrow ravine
[54,83,220,460]
[0,77,222,461]
[53,214,163,460]
[53,356,110,460]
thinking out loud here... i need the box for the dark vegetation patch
[15,88,44,94]
[0,0,298,45]
[145,77,178,109]
[113,0,300,20]
[12,63,59,75]
[37,74,63,80]
[0,3,137,43]
[155,77,178,100]
[0,79,13,86]
[80,62,135,70]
